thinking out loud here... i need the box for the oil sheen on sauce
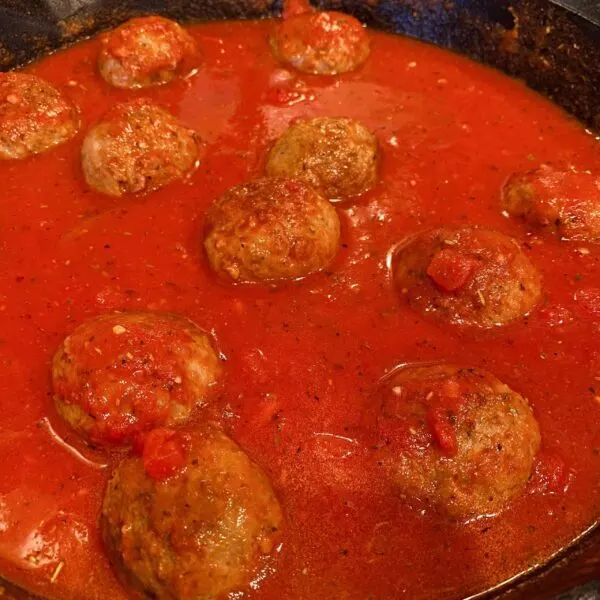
[0,18,599,600]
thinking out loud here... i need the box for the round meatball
[52,312,221,445]
[270,11,370,75]
[98,16,198,89]
[102,427,283,600]
[392,227,542,328]
[376,363,541,519]
[203,177,341,282]
[81,99,199,196]
[0,72,78,160]
[502,164,600,243]
[266,117,378,199]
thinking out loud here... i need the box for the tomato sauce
[0,18,599,600]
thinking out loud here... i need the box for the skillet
[0,0,598,598]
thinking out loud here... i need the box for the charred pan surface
[2,0,600,128]
[319,0,600,129]
[0,0,280,70]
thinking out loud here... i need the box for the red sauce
[141,428,188,481]
[0,18,599,600]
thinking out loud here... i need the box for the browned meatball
[0,72,78,160]
[81,99,199,196]
[376,363,541,519]
[270,11,370,75]
[102,427,283,600]
[52,312,221,446]
[392,227,542,328]
[502,164,600,243]
[266,117,378,199]
[98,16,198,89]
[204,177,341,282]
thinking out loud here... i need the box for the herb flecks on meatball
[204,177,341,283]
[267,116,378,199]
[270,11,370,75]
[502,164,600,243]
[98,16,198,89]
[102,427,283,599]
[377,363,541,519]
[0,72,78,160]
[81,99,199,196]
[52,312,221,445]
[393,227,542,328]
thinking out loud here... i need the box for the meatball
[98,16,198,89]
[392,227,542,328]
[0,72,78,160]
[102,427,283,599]
[270,11,370,75]
[203,177,341,282]
[52,312,221,445]
[502,164,600,243]
[376,363,541,519]
[266,117,378,199]
[81,99,199,196]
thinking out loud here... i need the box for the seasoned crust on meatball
[270,11,370,75]
[98,16,198,89]
[102,427,283,600]
[502,164,600,243]
[203,177,341,282]
[0,72,78,160]
[81,99,199,196]
[393,227,542,328]
[52,312,221,445]
[377,363,541,519]
[266,117,378,199]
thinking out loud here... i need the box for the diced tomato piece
[426,248,480,292]
[575,287,600,318]
[425,378,464,457]
[427,406,458,457]
[142,428,187,481]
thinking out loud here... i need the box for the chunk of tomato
[425,379,463,457]
[427,406,458,457]
[426,248,480,292]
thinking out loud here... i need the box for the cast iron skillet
[0,0,598,598]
